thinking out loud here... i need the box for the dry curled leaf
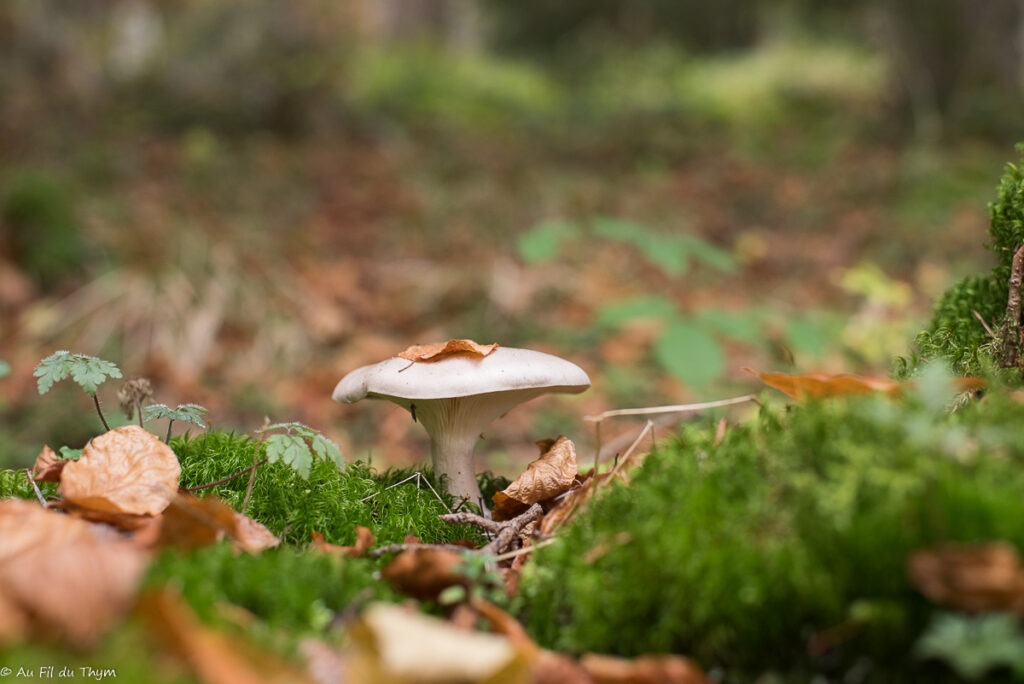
[155,494,279,553]
[381,548,468,601]
[493,436,578,522]
[397,339,499,363]
[60,425,181,516]
[907,541,1024,613]
[32,444,65,483]
[581,653,709,684]
[0,499,148,647]
[746,368,901,399]
[311,526,375,557]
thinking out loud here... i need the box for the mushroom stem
[428,427,484,510]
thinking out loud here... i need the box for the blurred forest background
[2,0,1023,473]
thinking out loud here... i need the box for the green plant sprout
[257,422,345,479]
[143,403,209,443]
[34,351,123,431]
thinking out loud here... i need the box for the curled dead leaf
[32,444,65,483]
[155,494,279,553]
[311,526,375,557]
[907,541,1024,613]
[581,653,710,684]
[0,499,148,647]
[381,548,468,601]
[492,436,578,522]
[60,425,181,516]
[746,368,901,400]
[397,339,499,363]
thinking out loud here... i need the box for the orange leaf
[59,425,181,516]
[155,494,279,553]
[32,444,65,483]
[907,542,1024,614]
[581,653,710,684]
[381,548,467,601]
[746,368,901,400]
[0,499,148,647]
[310,526,375,557]
[397,339,499,363]
[492,436,578,522]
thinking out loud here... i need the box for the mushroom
[333,344,590,510]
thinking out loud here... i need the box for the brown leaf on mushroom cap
[907,541,1024,613]
[31,444,65,483]
[0,499,148,647]
[492,436,578,522]
[397,339,499,363]
[60,425,181,516]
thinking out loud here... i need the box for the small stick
[491,537,556,562]
[440,510,506,534]
[584,394,757,422]
[24,469,46,506]
[610,420,655,480]
[240,450,265,514]
[973,310,997,339]
[1001,244,1024,368]
[184,457,268,492]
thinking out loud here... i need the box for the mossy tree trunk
[1000,244,1024,368]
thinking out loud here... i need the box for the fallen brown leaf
[139,590,312,684]
[580,653,709,684]
[492,436,578,522]
[907,541,1024,613]
[32,444,65,483]
[397,339,499,363]
[155,493,279,552]
[60,425,181,516]
[311,525,375,557]
[746,368,901,399]
[0,499,148,647]
[381,547,468,601]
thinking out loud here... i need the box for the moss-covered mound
[912,145,1024,375]
[519,381,1024,680]
[172,431,483,546]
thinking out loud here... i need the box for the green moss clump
[173,431,484,546]
[0,468,56,500]
[147,543,397,635]
[518,389,1024,680]
[912,145,1024,376]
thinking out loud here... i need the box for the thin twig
[584,394,757,422]
[1001,244,1024,368]
[973,310,997,339]
[440,503,545,555]
[93,394,111,432]
[136,401,144,428]
[240,450,264,514]
[491,537,557,562]
[24,469,46,506]
[165,419,174,444]
[610,420,655,480]
[439,510,506,534]
[184,457,269,492]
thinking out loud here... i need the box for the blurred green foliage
[520,378,1024,680]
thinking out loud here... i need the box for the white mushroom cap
[332,346,590,511]
[333,347,590,404]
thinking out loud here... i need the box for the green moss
[910,145,1024,376]
[518,388,1024,680]
[172,431,485,546]
[147,543,397,635]
[0,468,56,500]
